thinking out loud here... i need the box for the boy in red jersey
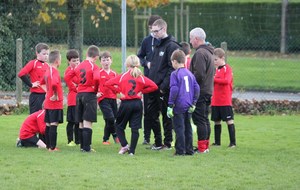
[18,43,49,114]
[64,49,80,146]
[17,109,47,148]
[105,55,158,155]
[40,50,64,151]
[65,45,100,152]
[211,48,236,148]
[96,51,119,145]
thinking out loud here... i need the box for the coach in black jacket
[145,19,180,150]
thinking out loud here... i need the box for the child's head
[180,42,191,56]
[48,50,61,68]
[213,48,226,67]
[35,43,49,62]
[171,49,186,69]
[66,49,80,68]
[86,45,100,61]
[100,51,112,70]
[126,55,142,78]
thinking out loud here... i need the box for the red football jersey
[211,64,233,106]
[97,69,118,102]
[19,110,46,140]
[105,69,158,100]
[41,66,64,109]
[64,66,79,106]
[18,59,49,93]
[65,60,100,93]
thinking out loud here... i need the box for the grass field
[1,114,300,189]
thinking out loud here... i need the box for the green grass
[1,114,300,189]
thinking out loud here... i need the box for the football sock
[66,122,75,143]
[116,126,127,147]
[79,128,83,149]
[82,128,92,151]
[74,123,79,144]
[49,125,58,150]
[228,124,236,145]
[45,126,50,149]
[130,128,139,154]
[214,124,221,145]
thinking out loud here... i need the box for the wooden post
[280,0,288,54]
[16,38,23,104]
[134,9,138,48]
[185,5,190,42]
[174,6,178,41]
[221,42,228,62]
[180,0,184,42]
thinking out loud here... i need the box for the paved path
[233,91,300,101]
[1,91,300,106]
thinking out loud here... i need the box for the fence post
[16,38,23,104]
[220,42,228,62]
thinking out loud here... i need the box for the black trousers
[144,90,173,147]
[192,94,211,141]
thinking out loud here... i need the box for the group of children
[16,42,235,156]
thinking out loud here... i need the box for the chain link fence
[1,1,300,103]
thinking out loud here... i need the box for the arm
[168,73,179,106]
[193,77,200,105]
[137,39,149,68]
[141,77,158,94]
[64,69,77,92]
[191,51,207,86]
[18,61,34,87]
[214,66,233,85]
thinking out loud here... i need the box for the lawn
[1,114,299,189]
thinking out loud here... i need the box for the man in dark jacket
[137,15,161,145]
[145,19,180,150]
[189,27,215,153]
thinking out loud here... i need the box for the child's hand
[167,107,173,118]
[137,92,142,98]
[50,94,58,101]
[96,92,103,98]
[32,81,40,88]
[188,105,196,113]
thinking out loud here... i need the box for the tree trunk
[67,0,83,61]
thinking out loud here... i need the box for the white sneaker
[118,144,130,154]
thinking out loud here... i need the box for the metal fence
[1,1,300,103]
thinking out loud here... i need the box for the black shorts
[20,135,39,147]
[67,106,76,122]
[29,93,46,114]
[45,109,64,123]
[76,92,97,123]
[211,106,234,122]
[99,98,117,119]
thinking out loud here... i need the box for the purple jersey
[168,68,200,114]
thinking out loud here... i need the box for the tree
[36,0,169,59]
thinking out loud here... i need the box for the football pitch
[1,114,299,189]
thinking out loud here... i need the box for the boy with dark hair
[64,49,80,146]
[137,14,162,145]
[97,51,119,145]
[65,45,100,152]
[17,109,47,149]
[167,49,200,155]
[211,48,236,148]
[18,43,49,114]
[41,50,64,151]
